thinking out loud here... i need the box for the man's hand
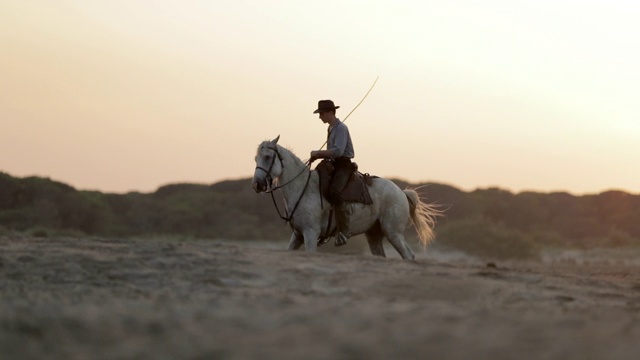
[309,150,320,162]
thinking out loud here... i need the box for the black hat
[313,100,340,114]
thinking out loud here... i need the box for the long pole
[318,75,379,151]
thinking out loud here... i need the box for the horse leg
[379,195,415,260]
[365,223,386,257]
[386,232,415,260]
[302,228,320,253]
[287,232,303,251]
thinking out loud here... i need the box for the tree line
[1,171,639,259]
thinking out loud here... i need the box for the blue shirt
[327,119,355,159]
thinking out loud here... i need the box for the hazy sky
[2,0,639,194]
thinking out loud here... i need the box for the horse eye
[264,155,272,161]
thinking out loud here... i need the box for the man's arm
[310,149,334,162]
[310,123,348,161]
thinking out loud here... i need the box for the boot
[334,203,351,247]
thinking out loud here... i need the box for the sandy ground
[2,236,640,360]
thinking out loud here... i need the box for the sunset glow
[2,0,639,194]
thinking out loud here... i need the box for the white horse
[252,136,441,260]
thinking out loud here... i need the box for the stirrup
[334,233,348,247]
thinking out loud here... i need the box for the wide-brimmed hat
[313,100,340,114]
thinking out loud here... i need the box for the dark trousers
[328,157,352,206]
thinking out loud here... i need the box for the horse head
[252,135,283,193]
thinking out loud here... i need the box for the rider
[309,100,355,247]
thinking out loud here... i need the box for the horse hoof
[334,235,347,247]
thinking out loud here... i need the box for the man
[310,100,355,247]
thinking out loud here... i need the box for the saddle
[315,159,376,205]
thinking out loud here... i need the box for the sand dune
[2,236,640,359]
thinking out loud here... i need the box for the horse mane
[278,145,306,167]
[257,140,307,169]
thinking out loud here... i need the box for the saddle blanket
[315,160,375,205]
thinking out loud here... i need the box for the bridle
[255,145,312,224]
[254,145,283,192]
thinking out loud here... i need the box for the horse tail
[403,189,442,249]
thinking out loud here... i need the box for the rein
[254,146,312,224]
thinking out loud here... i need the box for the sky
[1,0,639,194]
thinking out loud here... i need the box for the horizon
[2,1,639,195]
[1,170,636,197]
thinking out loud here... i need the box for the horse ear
[272,135,280,144]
